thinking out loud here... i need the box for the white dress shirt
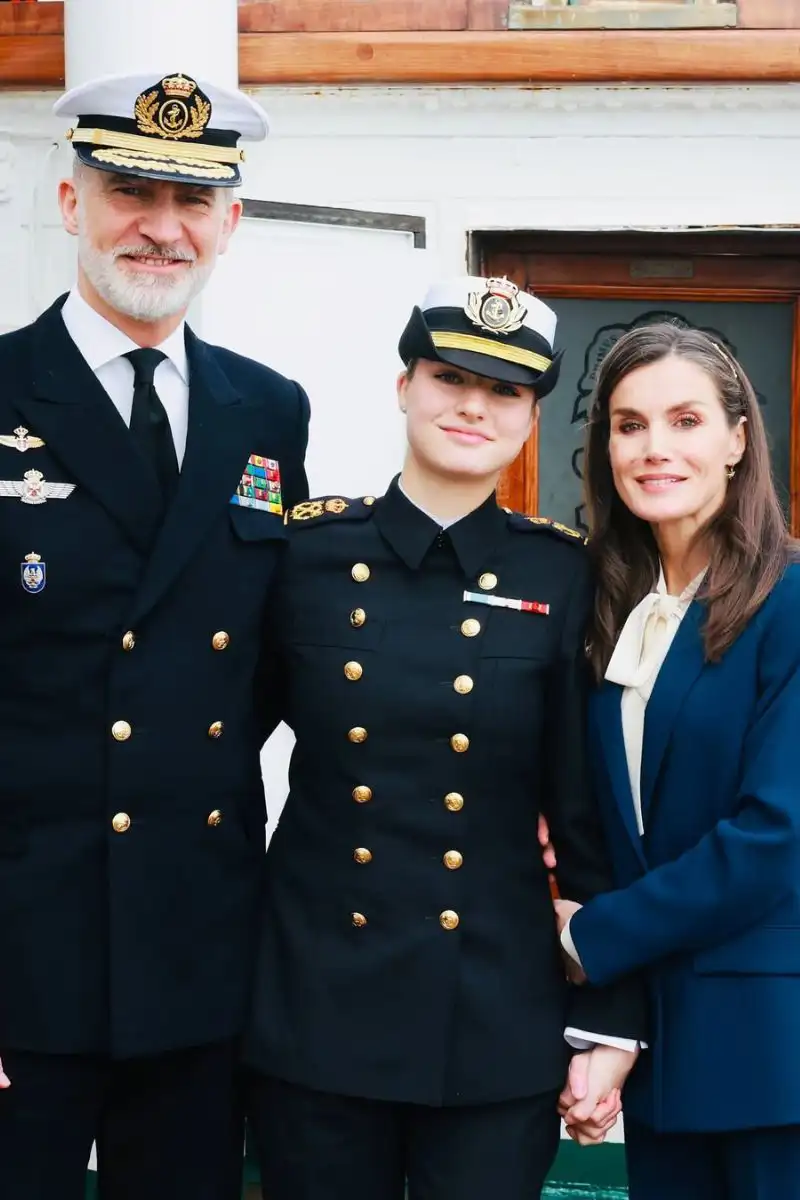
[60,288,190,467]
[561,564,707,1052]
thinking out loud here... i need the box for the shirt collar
[373,475,507,577]
[60,287,189,383]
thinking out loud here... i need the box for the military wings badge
[0,427,45,453]
[0,469,75,505]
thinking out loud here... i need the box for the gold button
[440,909,460,931]
[350,608,366,628]
[444,849,464,870]
[348,726,368,744]
[353,785,373,804]
[121,631,136,652]
[450,733,469,753]
[354,847,373,864]
[208,721,224,739]
[363,496,376,506]
[212,631,230,651]
[112,812,131,833]
[111,720,131,742]
[479,572,498,591]
[344,661,363,681]
[351,563,371,583]
[461,618,481,638]
[453,675,473,695]
[444,792,464,812]
[352,912,368,928]
[207,809,223,827]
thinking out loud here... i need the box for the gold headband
[710,339,739,376]
[430,331,551,373]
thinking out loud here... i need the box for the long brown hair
[584,322,797,680]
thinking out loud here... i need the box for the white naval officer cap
[54,70,269,188]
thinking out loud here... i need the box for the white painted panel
[196,212,429,841]
[197,213,429,500]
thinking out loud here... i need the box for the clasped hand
[537,815,637,1143]
[559,1045,638,1146]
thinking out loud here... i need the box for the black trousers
[246,1073,562,1200]
[0,1041,244,1200]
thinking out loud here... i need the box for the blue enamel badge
[21,551,46,593]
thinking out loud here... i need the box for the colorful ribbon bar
[463,590,549,616]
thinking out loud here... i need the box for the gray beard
[77,228,215,323]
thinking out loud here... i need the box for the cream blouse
[605,565,706,834]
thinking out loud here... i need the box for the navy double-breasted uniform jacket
[0,296,309,1058]
[244,480,645,1106]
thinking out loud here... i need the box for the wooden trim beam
[0,34,63,87]
[239,1,469,33]
[238,30,800,85]
[0,6,63,37]
[4,15,800,88]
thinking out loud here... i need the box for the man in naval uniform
[0,71,309,1199]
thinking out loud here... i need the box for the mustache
[113,245,197,263]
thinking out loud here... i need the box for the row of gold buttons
[352,787,463,811]
[346,726,470,751]
[122,631,230,653]
[111,809,223,834]
[345,561,486,935]
[344,660,473,696]
[352,847,463,869]
[111,720,224,742]
[351,909,460,931]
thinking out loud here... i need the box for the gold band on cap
[430,331,551,373]
[89,148,235,181]
[67,126,245,165]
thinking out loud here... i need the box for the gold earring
[726,465,736,480]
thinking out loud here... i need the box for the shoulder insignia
[285,495,377,526]
[507,512,587,545]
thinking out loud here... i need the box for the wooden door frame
[474,231,800,534]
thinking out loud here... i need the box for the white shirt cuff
[564,1027,644,1052]
[560,917,582,966]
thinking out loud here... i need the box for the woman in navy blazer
[552,323,800,1200]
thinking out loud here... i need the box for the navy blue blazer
[0,295,309,1058]
[570,562,800,1134]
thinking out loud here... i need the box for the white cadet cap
[399,275,563,395]
[421,276,558,348]
[54,70,269,187]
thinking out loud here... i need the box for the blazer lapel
[594,681,647,868]
[127,330,259,624]
[12,298,162,554]
[639,601,706,825]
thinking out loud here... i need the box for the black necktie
[125,348,179,506]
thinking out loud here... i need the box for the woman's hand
[559,1046,638,1144]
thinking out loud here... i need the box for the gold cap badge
[464,277,527,337]
[135,74,212,142]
